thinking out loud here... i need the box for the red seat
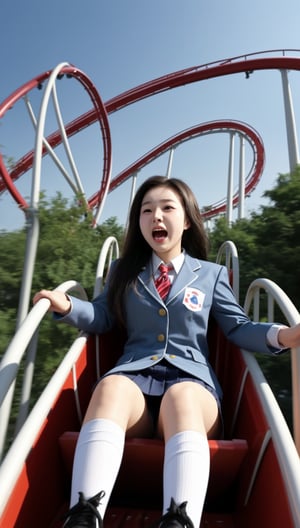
[59,431,248,509]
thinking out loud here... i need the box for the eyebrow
[141,198,177,206]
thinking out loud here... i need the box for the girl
[34,176,300,528]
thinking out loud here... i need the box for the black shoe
[63,491,105,527]
[157,498,194,528]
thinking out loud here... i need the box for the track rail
[88,119,264,219]
[0,64,112,221]
[1,49,299,219]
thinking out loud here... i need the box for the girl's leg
[69,374,153,519]
[157,382,220,527]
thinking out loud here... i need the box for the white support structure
[125,171,138,229]
[238,134,245,219]
[166,148,174,178]
[281,69,300,172]
[226,132,235,225]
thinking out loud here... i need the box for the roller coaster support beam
[166,148,175,178]
[226,132,235,226]
[238,136,245,219]
[281,69,300,171]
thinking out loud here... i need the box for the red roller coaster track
[0,65,112,217]
[88,120,264,219]
[0,49,299,220]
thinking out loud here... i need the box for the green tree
[208,215,259,302]
[209,167,300,307]
[250,169,300,306]
[0,193,124,410]
[0,229,27,352]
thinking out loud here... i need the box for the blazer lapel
[138,263,160,300]
[167,255,202,303]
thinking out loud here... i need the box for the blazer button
[151,355,158,360]
[158,308,167,317]
[157,334,165,342]
[169,354,176,359]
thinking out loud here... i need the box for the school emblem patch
[183,287,205,312]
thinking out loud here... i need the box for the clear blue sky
[1,0,300,231]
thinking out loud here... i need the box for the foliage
[209,168,300,309]
[0,193,124,432]
[32,193,124,299]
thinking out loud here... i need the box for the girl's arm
[33,287,115,334]
[212,265,300,353]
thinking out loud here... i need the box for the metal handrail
[93,236,120,379]
[93,236,119,298]
[0,237,118,512]
[243,277,300,526]
[216,240,240,301]
[0,281,88,459]
[244,277,300,448]
[0,331,89,517]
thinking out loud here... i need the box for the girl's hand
[278,323,300,349]
[33,289,71,315]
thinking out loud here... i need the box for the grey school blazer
[60,254,280,398]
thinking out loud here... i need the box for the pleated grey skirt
[101,359,223,436]
[105,359,220,404]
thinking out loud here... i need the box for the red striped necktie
[155,263,172,300]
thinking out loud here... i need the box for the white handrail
[93,236,119,378]
[0,281,88,459]
[0,237,120,514]
[93,236,119,298]
[216,240,240,301]
[243,277,300,526]
[0,332,88,517]
[0,280,87,405]
[244,277,300,449]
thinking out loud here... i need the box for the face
[139,185,190,262]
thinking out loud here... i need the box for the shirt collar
[152,251,185,275]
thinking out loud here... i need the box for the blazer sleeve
[211,266,281,355]
[54,267,116,334]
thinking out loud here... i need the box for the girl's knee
[163,381,200,405]
[94,374,134,398]
[158,382,219,439]
[84,375,150,433]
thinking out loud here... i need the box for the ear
[184,217,191,230]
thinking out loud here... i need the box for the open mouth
[152,228,168,241]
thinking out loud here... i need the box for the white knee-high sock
[70,418,125,518]
[163,430,210,528]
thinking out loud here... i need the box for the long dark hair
[107,176,209,326]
